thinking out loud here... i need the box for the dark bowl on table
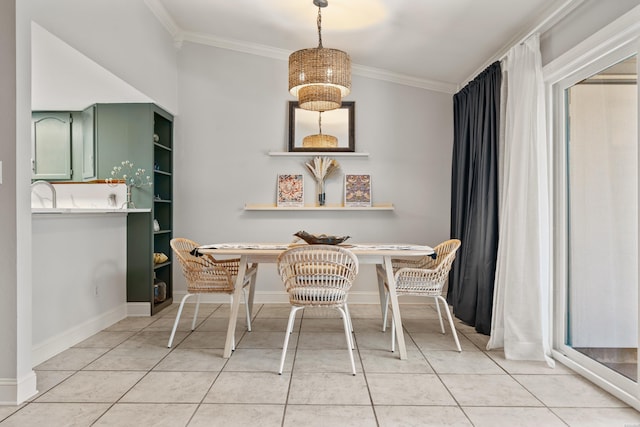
[294,231,350,245]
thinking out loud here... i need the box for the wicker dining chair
[276,244,359,375]
[376,239,462,352]
[168,238,257,348]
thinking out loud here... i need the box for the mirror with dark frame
[288,101,355,152]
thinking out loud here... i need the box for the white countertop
[32,208,151,214]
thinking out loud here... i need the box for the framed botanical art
[277,174,304,207]
[344,174,371,207]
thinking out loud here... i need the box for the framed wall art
[344,174,371,207]
[276,174,304,207]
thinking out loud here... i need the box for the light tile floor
[1,303,640,426]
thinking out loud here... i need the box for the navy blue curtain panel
[447,61,501,335]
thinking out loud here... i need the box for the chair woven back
[394,239,461,296]
[277,245,359,307]
[170,238,235,294]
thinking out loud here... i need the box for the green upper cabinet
[31,112,72,180]
[95,104,151,181]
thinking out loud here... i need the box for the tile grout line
[351,329,381,427]
[6,304,638,426]
[407,308,480,426]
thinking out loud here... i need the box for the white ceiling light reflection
[265,0,388,31]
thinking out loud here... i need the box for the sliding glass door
[552,41,639,405]
[567,55,638,380]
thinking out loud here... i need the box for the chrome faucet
[31,180,57,208]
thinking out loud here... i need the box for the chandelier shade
[297,84,342,112]
[288,1,351,112]
[303,133,338,148]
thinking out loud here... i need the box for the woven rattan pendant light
[303,112,338,147]
[289,0,351,112]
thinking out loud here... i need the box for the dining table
[196,242,435,360]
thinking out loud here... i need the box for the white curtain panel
[487,34,554,366]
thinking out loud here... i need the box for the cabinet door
[81,105,96,180]
[32,112,72,180]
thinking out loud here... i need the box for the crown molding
[144,0,183,46]
[351,64,458,94]
[182,31,456,93]
[144,1,457,93]
[182,31,288,61]
[458,0,586,90]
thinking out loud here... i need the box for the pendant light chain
[317,7,323,48]
[303,110,338,148]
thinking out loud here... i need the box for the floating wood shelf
[268,151,369,157]
[244,203,394,211]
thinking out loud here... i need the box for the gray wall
[173,42,454,298]
[25,0,179,113]
[0,0,19,385]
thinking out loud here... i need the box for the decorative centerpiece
[294,230,350,245]
[304,156,340,206]
[106,160,151,208]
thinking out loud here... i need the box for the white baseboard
[0,371,37,405]
[31,304,128,367]
[170,291,289,304]
[127,302,151,317]
[170,291,432,305]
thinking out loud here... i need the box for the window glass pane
[566,55,638,381]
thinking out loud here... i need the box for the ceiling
[145,0,579,93]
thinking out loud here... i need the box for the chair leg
[382,291,390,332]
[243,287,252,332]
[438,296,462,352]
[167,293,193,348]
[344,303,354,333]
[433,296,445,334]
[191,294,201,331]
[279,306,302,375]
[343,303,354,349]
[338,307,357,376]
